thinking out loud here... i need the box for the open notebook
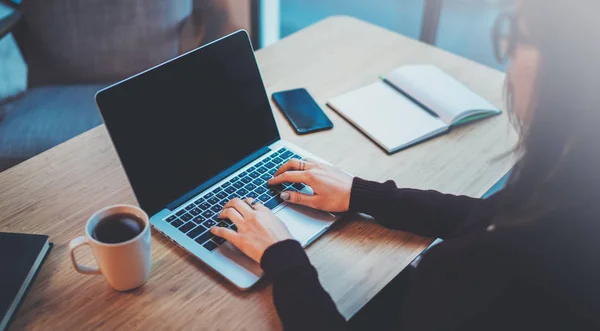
[327,65,501,153]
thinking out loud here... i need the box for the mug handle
[69,236,101,275]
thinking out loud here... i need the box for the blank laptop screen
[96,31,279,215]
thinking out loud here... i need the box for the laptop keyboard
[163,147,306,252]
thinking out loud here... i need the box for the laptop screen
[96,31,279,215]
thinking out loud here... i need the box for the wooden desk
[0,17,517,330]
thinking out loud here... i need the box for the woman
[210,1,600,330]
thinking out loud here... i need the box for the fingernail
[280,191,290,200]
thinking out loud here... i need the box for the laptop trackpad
[275,204,336,246]
[213,204,336,282]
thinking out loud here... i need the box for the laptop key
[225,186,236,194]
[264,196,284,210]
[244,183,256,191]
[185,204,195,211]
[179,222,195,233]
[247,192,258,199]
[201,210,214,218]
[196,231,214,244]
[281,150,293,159]
[265,161,276,169]
[255,186,267,194]
[230,224,238,232]
[208,197,219,204]
[187,225,207,239]
[222,219,233,225]
[260,173,271,181]
[181,213,192,221]
[273,156,284,164]
[258,194,271,202]
[257,166,268,173]
[213,237,226,245]
[247,165,256,172]
[222,181,231,187]
[190,208,201,216]
[199,202,211,210]
[175,210,186,217]
[241,177,252,184]
[202,219,218,228]
[216,191,227,199]
[166,215,176,223]
[210,205,221,213]
[233,181,244,189]
[249,172,260,179]
[293,183,306,190]
[205,192,214,199]
[268,168,277,176]
[252,178,262,185]
[270,184,285,192]
[192,215,204,224]
[213,187,222,193]
[171,219,184,228]
[237,188,248,196]
[203,241,218,251]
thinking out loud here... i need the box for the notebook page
[386,65,498,124]
[327,82,447,152]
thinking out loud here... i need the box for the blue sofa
[0,0,238,171]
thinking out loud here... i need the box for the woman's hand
[267,159,353,213]
[210,198,293,263]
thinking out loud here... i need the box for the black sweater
[260,178,600,331]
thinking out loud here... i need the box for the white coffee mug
[69,205,152,291]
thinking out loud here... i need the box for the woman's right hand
[267,158,353,213]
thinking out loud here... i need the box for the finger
[268,171,309,186]
[243,197,259,209]
[245,197,269,212]
[210,226,241,245]
[274,159,315,177]
[219,207,244,226]
[303,157,321,164]
[280,190,319,208]
[224,198,254,218]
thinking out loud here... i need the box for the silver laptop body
[95,30,339,289]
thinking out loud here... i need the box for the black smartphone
[272,88,333,134]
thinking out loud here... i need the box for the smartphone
[272,88,333,134]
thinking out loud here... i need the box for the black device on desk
[272,88,333,134]
[0,232,52,331]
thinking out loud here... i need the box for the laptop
[95,30,339,290]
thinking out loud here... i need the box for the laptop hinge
[166,145,273,211]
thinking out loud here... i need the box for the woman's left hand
[210,198,293,263]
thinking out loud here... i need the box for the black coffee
[92,213,145,244]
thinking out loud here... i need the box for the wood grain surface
[0,16,517,330]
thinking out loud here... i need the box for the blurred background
[0,0,512,172]
[278,0,509,70]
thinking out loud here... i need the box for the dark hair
[497,0,600,225]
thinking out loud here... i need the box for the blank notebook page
[328,82,446,151]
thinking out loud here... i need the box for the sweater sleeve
[350,177,484,239]
[261,240,348,331]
